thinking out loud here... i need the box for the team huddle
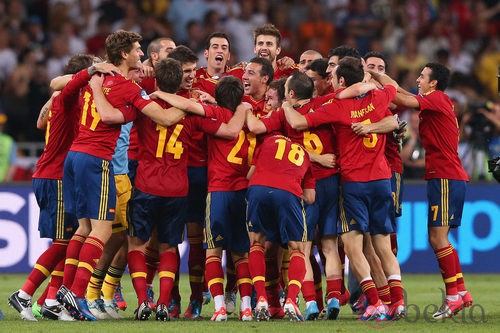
[8,24,472,323]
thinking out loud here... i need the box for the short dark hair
[288,72,314,100]
[155,58,183,93]
[64,54,95,74]
[147,37,174,58]
[363,51,388,70]
[253,24,282,47]
[105,30,142,66]
[327,45,360,60]
[305,58,329,79]
[425,62,450,91]
[248,57,274,85]
[205,32,231,51]
[336,56,364,87]
[215,76,244,111]
[268,77,287,103]
[167,45,199,65]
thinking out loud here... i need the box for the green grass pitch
[1,273,498,332]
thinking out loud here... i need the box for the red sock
[249,244,266,299]
[145,246,159,285]
[287,250,306,302]
[360,278,379,306]
[37,283,49,306]
[434,244,457,296]
[388,277,404,303]
[47,259,65,300]
[205,255,224,298]
[452,247,466,292]
[326,277,342,301]
[187,237,205,301]
[21,240,68,295]
[170,249,181,302]
[62,234,86,287]
[301,280,316,302]
[235,258,252,298]
[225,251,237,293]
[377,284,391,305]
[128,250,148,305]
[71,236,104,298]
[390,233,398,256]
[265,254,280,307]
[157,250,178,305]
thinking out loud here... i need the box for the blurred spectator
[401,110,426,179]
[298,2,335,57]
[0,113,17,182]
[46,34,71,79]
[474,37,500,100]
[0,30,17,90]
[74,0,101,39]
[391,32,428,79]
[167,0,209,43]
[59,20,87,55]
[448,32,474,75]
[205,0,240,22]
[85,15,113,59]
[343,0,383,56]
[417,19,449,61]
[403,0,436,35]
[224,0,257,63]
[112,1,141,33]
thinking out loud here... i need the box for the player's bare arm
[150,91,205,115]
[89,74,125,124]
[215,102,251,139]
[37,91,60,130]
[308,151,336,169]
[336,81,377,99]
[368,70,399,90]
[282,100,309,130]
[351,115,398,135]
[245,109,266,134]
[302,188,316,205]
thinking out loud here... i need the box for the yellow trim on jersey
[34,264,50,277]
[208,278,225,289]
[158,271,176,280]
[441,179,449,226]
[98,160,110,220]
[205,193,214,248]
[56,180,65,239]
[131,272,148,279]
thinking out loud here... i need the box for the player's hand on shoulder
[143,65,155,78]
[198,91,216,104]
[89,73,105,90]
[93,62,119,75]
[277,56,295,70]
[351,122,370,135]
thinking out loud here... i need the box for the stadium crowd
[1,0,498,325]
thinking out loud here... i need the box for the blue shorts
[63,151,116,221]
[338,179,394,235]
[128,159,138,186]
[246,186,307,245]
[316,174,340,237]
[33,178,78,240]
[187,166,208,224]
[305,202,319,241]
[204,190,249,253]
[427,179,466,228]
[128,188,187,244]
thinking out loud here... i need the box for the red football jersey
[70,74,152,160]
[261,97,339,180]
[33,69,90,179]
[139,76,156,94]
[243,95,268,118]
[250,134,315,197]
[193,65,244,97]
[415,90,468,181]
[273,64,299,80]
[134,99,194,197]
[305,86,397,183]
[190,104,250,192]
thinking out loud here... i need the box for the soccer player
[382,62,472,320]
[57,30,189,322]
[298,49,323,73]
[7,55,115,321]
[150,76,253,322]
[283,57,405,321]
[253,23,298,79]
[247,133,316,322]
[242,57,274,118]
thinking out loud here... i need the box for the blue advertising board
[0,183,499,273]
